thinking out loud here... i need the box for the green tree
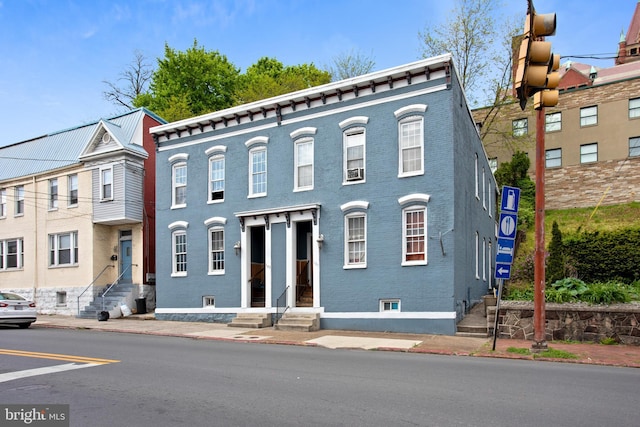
[235,57,331,104]
[495,151,535,230]
[134,40,240,121]
[546,221,565,284]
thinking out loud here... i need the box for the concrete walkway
[27,313,640,368]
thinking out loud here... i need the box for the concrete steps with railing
[77,282,136,319]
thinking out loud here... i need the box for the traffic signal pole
[533,106,548,351]
[514,0,556,351]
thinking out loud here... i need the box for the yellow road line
[0,349,120,365]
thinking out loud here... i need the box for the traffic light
[514,4,559,110]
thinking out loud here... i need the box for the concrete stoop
[275,312,320,332]
[455,302,491,338]
[227,313,272,328]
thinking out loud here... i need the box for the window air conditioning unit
[346,168,364,181]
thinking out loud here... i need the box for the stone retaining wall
[495,301,640,345]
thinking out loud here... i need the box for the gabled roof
[0,108,164,182]
[625,0,640,45]
[558,59,640,90]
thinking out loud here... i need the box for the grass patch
[506,347,530,355]
[600,337,618,345]
[535,347,578,359]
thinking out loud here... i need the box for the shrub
[582,281,630,305]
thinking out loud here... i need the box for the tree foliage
[235,57,331,104]
[326,49,376,81]
[494,151,535,230]
[564,228,640,284]
[103,50,153,110]
[134,40,241,122]
[546,221,566,284]
[419,0,503,104]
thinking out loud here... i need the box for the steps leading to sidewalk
[275,312,320,332]
[227,313,272,328]
[455,302,490,338]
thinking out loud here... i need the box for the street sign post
[493,186,521,350]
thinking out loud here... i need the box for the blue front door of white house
[120,240,132,282]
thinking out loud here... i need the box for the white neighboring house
[0,108,165,316]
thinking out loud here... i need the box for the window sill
[398,171,424,179]
[171,204,187,210]
[248,193,266,199]
[171,272,188,278]
[48,264,79,269]
[293,187,313,193]
[343,264,367,270]
[208,271,225,276]
[207,200,224,205]
[402,260,427,267]
[342,179,365,186]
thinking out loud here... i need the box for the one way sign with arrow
[495,263,512,280]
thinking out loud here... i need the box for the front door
[120,240,132,282]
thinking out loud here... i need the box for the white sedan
[0,292,37,328]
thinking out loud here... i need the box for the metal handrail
[77,264,113,316]
[275,285,290,327]
[101,263,137,311]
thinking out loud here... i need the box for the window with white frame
[0,238,24,270]
[209,156,225,202]
[546,148,562,168]
[580,143,598,163]
[482,237,487,281]
[488,157,497,174]
[344,128,365,182]
[56,291,67,307]
[380,299,400,312]
[294,138,314,190]
[101,168,113,201]
[629,98,640,119]
[68,174,78,206]
[345,213,366,267]
[512,118,528,136]
[49,231,78,266]
[545,112,562,132]
[474,154,479,199]
[203,296,215,307]
[403,207,426,264]
[172,163,187,207]
[249,147,267,197]
[482,168,486,209]
[398,116,424,176]
[49,178,58,210]
[15,186,24,215]
[0,188,6,218]
[580,106,598,127]
[172,230,187,276]
[475,232,480,279]
[630,137,640,157]
[208,227,224,274]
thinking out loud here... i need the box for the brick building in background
[477,1,640,210]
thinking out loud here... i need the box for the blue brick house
[151,54,497,334]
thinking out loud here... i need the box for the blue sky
[0,0,635,145]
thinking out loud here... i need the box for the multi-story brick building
[478,4,640,210]
[151,54,497,335]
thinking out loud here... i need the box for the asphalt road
[1,327,638,427]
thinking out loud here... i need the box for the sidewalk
[32,313,640,368]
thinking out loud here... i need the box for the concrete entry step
[228,313,272,328]
[275,312,320,332]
